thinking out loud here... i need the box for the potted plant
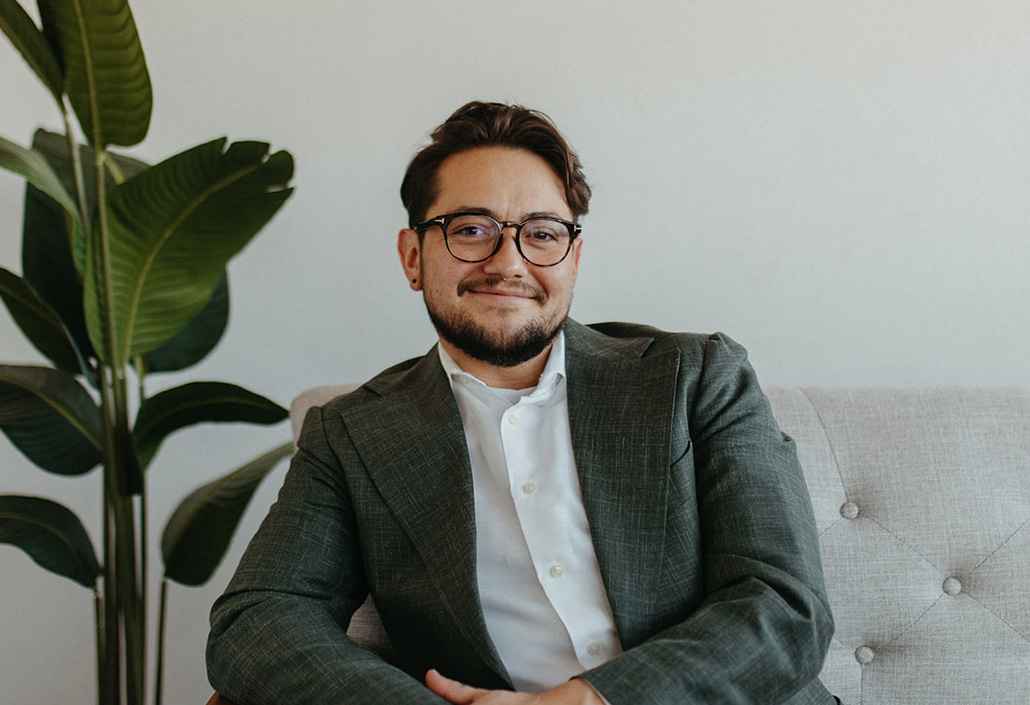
[0,2,298,704]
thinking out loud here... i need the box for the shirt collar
[436,330,567,397]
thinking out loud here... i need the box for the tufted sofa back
[287,384,1030,705]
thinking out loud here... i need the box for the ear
[397,228,422,290]
[570,234,583,272]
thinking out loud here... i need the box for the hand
[425,670,603,705]
[425,669,542,705]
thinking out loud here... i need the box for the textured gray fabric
[206,319,839,704]
[765,387,1030,705]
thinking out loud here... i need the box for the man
[206,101,841,705]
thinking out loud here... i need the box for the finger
[425,669,473,702]
[425,669,487,704]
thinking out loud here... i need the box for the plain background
[2,1,1028,703]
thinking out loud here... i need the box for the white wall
[2,1,1028,703]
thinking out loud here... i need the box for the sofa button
[943,576,963,595]
[840,501,860,519]
[855,646,874,664]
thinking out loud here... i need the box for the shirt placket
[500,390,579,653]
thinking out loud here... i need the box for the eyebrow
[450,205,568,221]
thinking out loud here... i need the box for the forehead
[431,146,571,219]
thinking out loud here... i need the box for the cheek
[424,263,467,296]
[540,273,571,298]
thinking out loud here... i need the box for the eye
[523,221,564,242]
[447,215,496,238]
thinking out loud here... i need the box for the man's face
[397,145,583,367]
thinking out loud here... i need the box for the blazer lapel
[339,348,513,688]
[563,318,682,648]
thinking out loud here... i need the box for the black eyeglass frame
[413,210,583,267]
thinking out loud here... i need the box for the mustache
[458,277,543,300]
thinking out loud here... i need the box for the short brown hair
[400,101,592,231]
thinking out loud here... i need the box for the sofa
[208,383,1030,704]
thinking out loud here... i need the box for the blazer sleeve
[205,404,448,705]
[575,331,836,705]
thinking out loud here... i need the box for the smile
[469,289,534,300]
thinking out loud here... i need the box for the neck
[438,337,553,389]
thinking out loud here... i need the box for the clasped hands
[425,669,603,705]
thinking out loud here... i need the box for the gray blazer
[207,318,838,705]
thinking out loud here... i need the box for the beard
[423,292,569,368]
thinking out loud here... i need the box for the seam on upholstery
[820,517,844,538]
[961,592,1030,644]
[865,514,941,573]
[970,515,1030,575]
[798,388,848,495]
[860,651,865,705]
[885,593,944,646]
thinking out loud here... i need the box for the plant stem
[95,147,143,705]
[98,366,120,705]
[140,489,147,704]
[62,104,112,704]
[61,107,90,230]
[94,587,105,705]
[112,367,143,705]
[105,157,127,184]
[134,355,147,705]
[155,579,167,705]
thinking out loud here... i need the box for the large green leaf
[21,129,149,386]
[0,0,63,104]
[0,364,102,475]
[21,182,96,381]
[37,0,151,147]
[0,135,78,217]
[0,494,100,588]
[162,440,295,586]
[0,266,96,386]
[29,127,149,276]
[133,381,287,470]
[22,176,234,378]
[141,269,230,374]
[83,138,294,367]
[33,129,234,373]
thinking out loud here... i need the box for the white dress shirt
[437,331,622,701]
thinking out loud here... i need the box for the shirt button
[587,642,603,657]
[855,646,875,665]
[549,563,564,578]
[521,481,537,495]
[507,412,519,426]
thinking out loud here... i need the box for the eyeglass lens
[445,214,571,266]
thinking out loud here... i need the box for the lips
[469,289,534,299]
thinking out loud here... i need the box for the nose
[481,225,527,277]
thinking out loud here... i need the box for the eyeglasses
[413,210,582,267]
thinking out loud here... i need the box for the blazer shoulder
[585,320,715,360]
[585,323,759,391]
[321,352,426,415]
